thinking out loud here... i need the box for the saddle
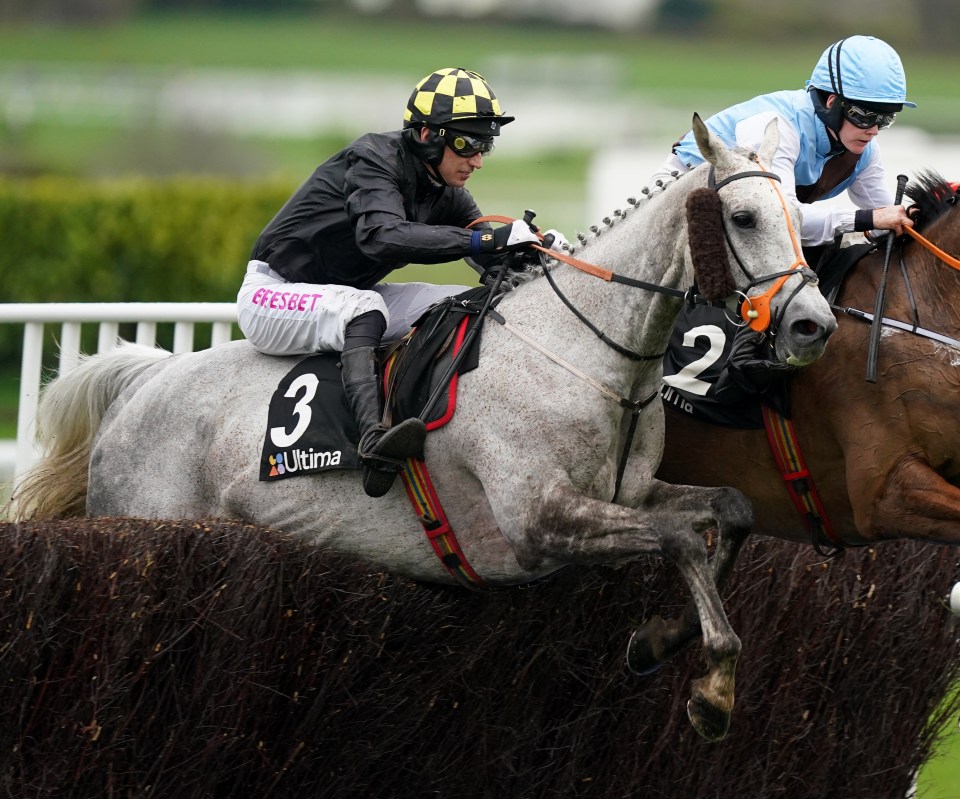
[259,287,489,481]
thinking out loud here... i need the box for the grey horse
[12,115,836,741]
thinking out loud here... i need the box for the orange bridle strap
[902,225,960,272]
[737,166,809,332]
[469,214,615,280]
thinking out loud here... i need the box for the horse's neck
[908,213,960,335]
[560,189,691,346]
[501,186,692,387]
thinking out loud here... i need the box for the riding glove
[543,228,570,253]
[714,327,796,400]
[477,219,540,254]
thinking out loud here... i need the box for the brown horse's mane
[905,169,959,231]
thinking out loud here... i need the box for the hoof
[687,690,731,742]
[626,624,665,676]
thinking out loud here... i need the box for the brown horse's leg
[869,454,960,543]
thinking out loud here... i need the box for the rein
[833,224,960,351]
[474,161,809,359]
[903,225,960,271]
[484,307,660,503]
[467,165,808,509]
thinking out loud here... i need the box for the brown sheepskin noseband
[685,188,736,301]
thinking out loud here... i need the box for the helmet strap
[403,125,447,172]
[809,89,846,156]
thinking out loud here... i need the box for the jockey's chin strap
[706,166,819,334]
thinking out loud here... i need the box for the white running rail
[0,302,238,487]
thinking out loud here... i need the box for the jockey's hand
[716,327,795,396]
[542,228,570,253]
[871,204,915,237]
[480,219,540,254]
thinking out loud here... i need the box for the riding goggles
[438,128,495,158]
[841,101,896,130]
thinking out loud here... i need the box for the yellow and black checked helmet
[403,67,514,137]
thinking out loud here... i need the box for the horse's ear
[692,112,734,171]
[692,113,715,163]
[757,116,780,167]
[686,187,736,301]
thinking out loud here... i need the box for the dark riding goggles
[841,101,896,130]
[438,128,495,158]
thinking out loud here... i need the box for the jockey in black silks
[237,67,568,497]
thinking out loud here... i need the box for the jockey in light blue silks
[653,36,918,423]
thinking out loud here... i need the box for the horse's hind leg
[522,480,750,742]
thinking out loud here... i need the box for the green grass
[917,684,960,799]
[0,14,817,85]
[0,370,17,439]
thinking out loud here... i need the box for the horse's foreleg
[866,455,960,544]
[627,526,749,673]
[523,481,751,741]
[627,481,752,675]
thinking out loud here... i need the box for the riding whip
[865,173,908,383]
[418,210,539,423]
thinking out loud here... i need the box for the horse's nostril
[791,315,837,340]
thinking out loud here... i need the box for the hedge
[0,175,294,370]
[0,175,294,304]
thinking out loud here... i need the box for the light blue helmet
[806,35,916,108]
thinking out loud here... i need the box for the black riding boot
[340,345,426,498]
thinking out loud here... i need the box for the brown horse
[637,171,960,667]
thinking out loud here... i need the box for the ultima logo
[267,448,342,477]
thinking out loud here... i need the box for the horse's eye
[731,211,755,228]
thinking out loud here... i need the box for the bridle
[706,167,819,336]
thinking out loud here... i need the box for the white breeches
[237,260,469,355]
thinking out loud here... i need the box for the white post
[15,322,44,479]
[59,321,82,376]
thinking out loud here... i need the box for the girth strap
[400,457,488,589]
[761,404,845,555]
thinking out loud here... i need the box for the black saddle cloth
[259,287,489,481]
[660,242,874,430]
